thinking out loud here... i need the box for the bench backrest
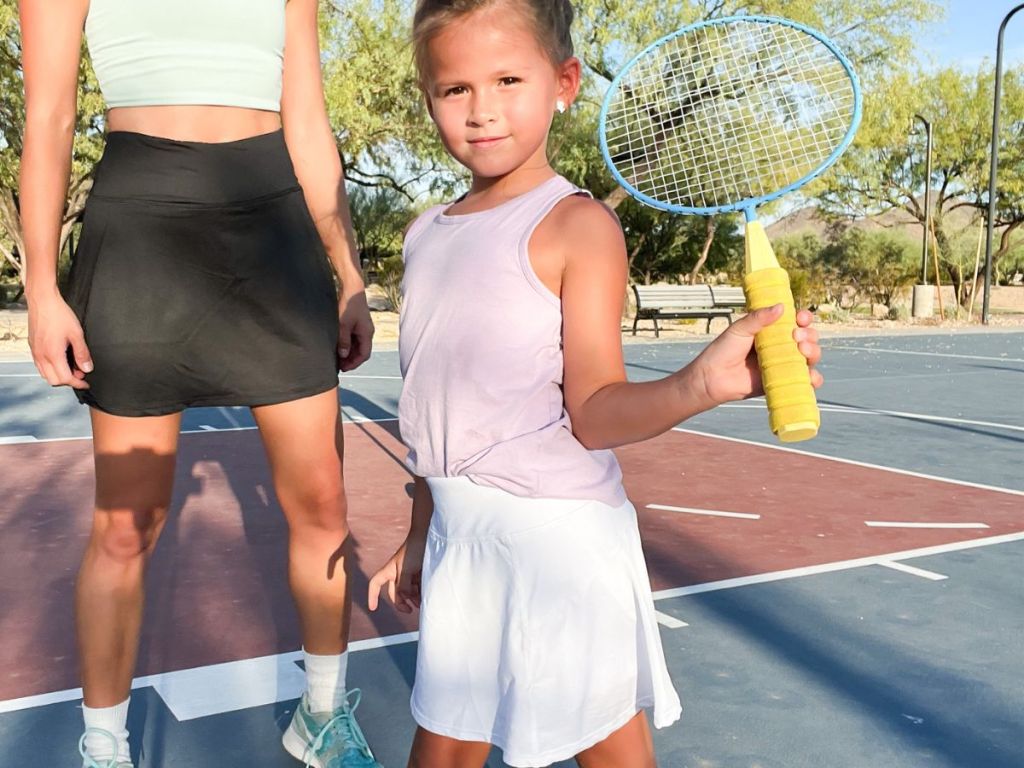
[710,286,747,307]
[632,284,715,309]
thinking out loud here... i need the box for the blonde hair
[412,0,575,87]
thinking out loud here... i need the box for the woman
[18,1,380,766]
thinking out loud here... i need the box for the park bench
[631,284,747,337]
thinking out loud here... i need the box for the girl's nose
[468,95,497,126]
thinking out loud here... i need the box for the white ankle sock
[82,698,131,764]
[303,649,348,714]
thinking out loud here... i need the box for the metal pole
[914,114,932,284]
[983,3,1024,324]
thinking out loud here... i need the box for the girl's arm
[554,197,822,451]
[367,476,433,614]
[281,0,373,371]
[19,0,93,389]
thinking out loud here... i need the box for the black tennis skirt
[64,130,340,417]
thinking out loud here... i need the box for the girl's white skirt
[411,477,682,767]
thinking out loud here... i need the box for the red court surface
[1,422,1020,704]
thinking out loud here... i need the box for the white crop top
[85,0,286,111]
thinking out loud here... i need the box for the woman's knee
[280,470,349,532]
[90,504,168,565]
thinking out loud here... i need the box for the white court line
[720,402,1024,434]
[650,530,1024,601]
[877,561,948,581]
[824,344,1024,364]
[0,373,38,378]
[654,611,689,629]
[0,632,419,720]
[866,521,990,530]
[647,503,760,520]
[826,369,1007,385]
[3,533,1021,718]
[671,427,1024,498]
[0,417,402,446]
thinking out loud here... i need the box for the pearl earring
[556,100,566,114]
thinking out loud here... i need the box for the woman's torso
[85,0,286,142]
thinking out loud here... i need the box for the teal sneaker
[79,727,133,768]
[282,689,382,768]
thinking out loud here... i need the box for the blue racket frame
[598,15,862,221]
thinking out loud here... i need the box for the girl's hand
[28,293,92,390]
[368,533,426,614]
[693,305,823,406]
[337,285,374,372]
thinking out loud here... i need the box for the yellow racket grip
[743,267,819,443]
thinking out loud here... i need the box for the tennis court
[1,329,1021,767]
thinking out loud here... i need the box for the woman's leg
[76,409,181,707]
[407,728,491,768]
[575,712,656,768]
[255,390,388,765]
[251,389,352,656]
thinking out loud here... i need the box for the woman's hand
[693,305,822,407]
[28,292,92,390]
[337,283,374,372]
[368,533,426,614]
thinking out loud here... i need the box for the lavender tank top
[398,175,626,507]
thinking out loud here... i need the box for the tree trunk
[602,186,630,211]
[689,216,716,284]
[992,220,1023,281]
[0,178,92,289]
[0,189,26,284]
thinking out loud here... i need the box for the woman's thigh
[251,389,346,525]
[89,408,182,551]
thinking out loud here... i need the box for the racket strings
[604,20,856,210]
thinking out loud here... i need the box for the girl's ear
[557,56,582,110]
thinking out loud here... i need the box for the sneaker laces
[78,727,124,768]
[305,689,374,766]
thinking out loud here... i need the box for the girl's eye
[444,86,467,97]
[498,76,521,86]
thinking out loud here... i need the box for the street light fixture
[982,3,1024,324]
[911,114,933,318]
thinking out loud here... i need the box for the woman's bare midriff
[105,105,283,143]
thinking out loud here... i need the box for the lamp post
[982,3,1024,324]
[911,114,933,318]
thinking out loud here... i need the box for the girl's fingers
[798,340,822,367]
[796,308,815,327]
[367,576,382,611]
[368,568,394,611]
[810,368,824,389]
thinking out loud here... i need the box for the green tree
[0,0,105,291]
[570,0,942,279]
[823,228,919,308]
[819,63,1024,300]
[774,233,833,307]
[320,0,455,199]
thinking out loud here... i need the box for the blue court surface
[0,329,1021,767]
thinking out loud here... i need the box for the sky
[919,1,1024,69]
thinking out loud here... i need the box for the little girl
[369,1,823,766]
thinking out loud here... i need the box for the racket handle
[743,268,819,442]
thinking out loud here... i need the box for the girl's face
[422,7,579,184]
